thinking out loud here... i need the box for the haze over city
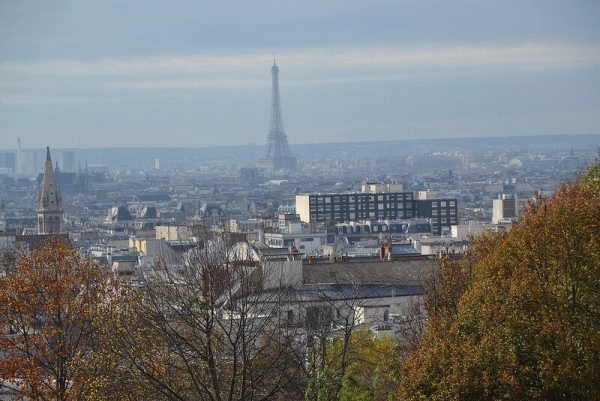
[1,0,600,149]
[0,2,599,401]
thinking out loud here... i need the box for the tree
[324,218,337,229]
[101,236,307,401]
[303,281,368,401]
[332,329,401,401]
[0,237,116,401]
[302,277,408,401]
[397,164,600,400]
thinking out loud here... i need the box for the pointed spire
[38,146,62,212]
[44,147,54,180]
[37,146,64,234]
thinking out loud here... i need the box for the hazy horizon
[1,133,598,153]
[1,1,599,149]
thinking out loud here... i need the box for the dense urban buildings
[0,78,597,401]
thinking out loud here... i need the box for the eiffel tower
[257,59,297,171]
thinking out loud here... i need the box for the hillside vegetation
[397,164,600,400]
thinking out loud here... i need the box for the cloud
[0,94,93,104]
[113,79,266,89]
[2,42,599,78]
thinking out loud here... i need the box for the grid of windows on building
[296,193,457,235]
[414,199,458,234]
[304,193,415,222]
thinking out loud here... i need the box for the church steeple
[37,147,64,234]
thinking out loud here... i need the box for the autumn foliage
[1,164,598,401]
[0,237,113,401]
[397,165,600,400]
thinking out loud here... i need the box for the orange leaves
[398,163,600,401]
[0,236,115,401]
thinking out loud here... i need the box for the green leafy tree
[305,329,401,401]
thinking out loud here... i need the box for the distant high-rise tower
[16,137,21,176]
[60,150,76,172]
[37,147,64,235]
[257,59,297,171]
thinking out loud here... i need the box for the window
[325,197,331,203]
[378,204,384,210]
[449,200,456,207]
[441,209,447,216]
[432,209,438,216]
[441,201,447,207]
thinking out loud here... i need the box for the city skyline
[1,1,599,149]
[1,3,598,400]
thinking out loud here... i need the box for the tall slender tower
[37,147,64,235]
[16,137,21,177]
[257,59,297,171]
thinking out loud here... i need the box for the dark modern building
[414,199,458,235]
[296,193,457,235]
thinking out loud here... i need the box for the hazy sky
[1,0,599,149]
